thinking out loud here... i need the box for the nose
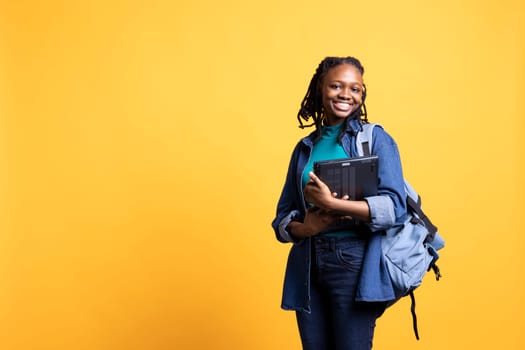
[338,87,351,100]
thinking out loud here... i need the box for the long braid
[297,57,369,134]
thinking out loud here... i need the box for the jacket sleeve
[364,127,407,231]
[271,143,304,243]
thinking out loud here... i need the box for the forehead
[324,64,364,84]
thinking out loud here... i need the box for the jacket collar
[301,117,365,146]
[346,117,365,136]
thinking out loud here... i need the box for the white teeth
[335,102,351,109]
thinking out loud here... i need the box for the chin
[335,113,352,119]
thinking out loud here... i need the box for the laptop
[313,155,379,200]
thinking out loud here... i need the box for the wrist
[322,196,338,212]
[295,222,311,238]
[290,221,313,239]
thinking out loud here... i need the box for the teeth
[335,102,351,109]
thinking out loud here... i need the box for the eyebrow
[329,80,364,86]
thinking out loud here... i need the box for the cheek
[324,90,339,104]
[321,91,332,106]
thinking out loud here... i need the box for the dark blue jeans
[296,236,386,350]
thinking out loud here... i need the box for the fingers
[331,193,351,200]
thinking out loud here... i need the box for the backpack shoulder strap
[356,123,379,157]
[404,182,439,239]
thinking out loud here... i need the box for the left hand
[304,172,338,210]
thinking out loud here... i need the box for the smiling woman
[272,56,407,349]
[321,64,365,126]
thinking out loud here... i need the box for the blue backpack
[356,123,445,340]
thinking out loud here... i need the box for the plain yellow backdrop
[1,0,524,349]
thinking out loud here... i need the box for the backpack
[356,123,445,340]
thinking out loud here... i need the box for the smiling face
[320,64,364,126]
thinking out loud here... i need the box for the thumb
[308,171,322,185]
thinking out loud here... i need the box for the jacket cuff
[364,195,395,232]
[278,210,301,243]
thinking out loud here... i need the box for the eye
[330,84,341,90]
[351,86,362,93]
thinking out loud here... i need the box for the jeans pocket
[336,244,365,271]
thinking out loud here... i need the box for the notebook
[313,155,379,200]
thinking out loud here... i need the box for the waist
[321,230,361,238]
[318,219,370,238]
[312,234,368,250]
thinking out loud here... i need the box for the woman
[272,56,408,350]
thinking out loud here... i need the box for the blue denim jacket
[271,118,407,311]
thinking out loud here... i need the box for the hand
[292,206,343,239]
[304,172,337,210]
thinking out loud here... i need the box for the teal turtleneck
[301,122,348,189]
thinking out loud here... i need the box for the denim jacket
[271,118,407,311]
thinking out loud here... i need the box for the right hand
[291,206,344,239]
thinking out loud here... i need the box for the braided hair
[297,56,369,133]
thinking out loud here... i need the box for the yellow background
[1,0,524,349]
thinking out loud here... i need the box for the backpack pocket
[382,220,433,297]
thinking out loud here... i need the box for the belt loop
[329,238,336,252]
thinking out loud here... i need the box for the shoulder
[287,130,316,159]
[370,123,398,146]
[296,129,317,148]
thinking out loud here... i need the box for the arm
[304,171,371,222]
[364,127,407,230]
[272,143,313,243]
[287,206,344,239]
[272,141,346,242]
